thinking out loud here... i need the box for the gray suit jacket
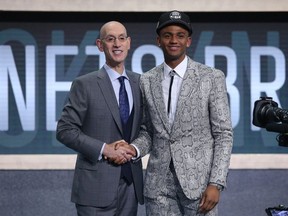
[56,68,144,207]
[133,57,233,200]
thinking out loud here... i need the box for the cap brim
[156,20,192,35]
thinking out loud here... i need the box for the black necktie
[167,70,175,114]
[118,76,130,125]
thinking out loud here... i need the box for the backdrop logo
[0,23,288,153]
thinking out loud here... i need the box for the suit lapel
[172,58,199,133]
[150,65,171,133]
[96,68,123,134]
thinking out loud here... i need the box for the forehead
[103,23,127,36]
[159,25,189,34]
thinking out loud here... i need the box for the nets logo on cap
[169,11,181,20]
[156,10,193,35]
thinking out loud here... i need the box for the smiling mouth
[169,46,179,51]
[113,50,123,54]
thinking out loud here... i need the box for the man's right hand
[103,140,136,165]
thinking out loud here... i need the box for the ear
[156,36,161,47]
[127,36,131,50]
[96,39,104,52]
[186,37,192,47]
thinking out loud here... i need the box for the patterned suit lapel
[171,58,199,134]
[96,68,123,133]
[150,65,171,133]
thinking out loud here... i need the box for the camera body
[252,97,288,147]
[253,97,279,128]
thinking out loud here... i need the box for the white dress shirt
[162,56,188,124]
[104,64,133,113]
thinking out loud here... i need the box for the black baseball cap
[156,10,193,36]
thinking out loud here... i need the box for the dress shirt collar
[163,56,188,79]
[104,64,129,81]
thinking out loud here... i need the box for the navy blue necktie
[118,76,133,184]
[118,76,130,125]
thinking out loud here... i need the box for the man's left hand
[198,184,220,214]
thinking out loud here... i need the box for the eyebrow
[161,32,188,35]
[105,33,127,37]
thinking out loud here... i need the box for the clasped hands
[103,140,136,165]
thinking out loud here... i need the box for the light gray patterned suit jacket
[56,68,144,207]
[133,57,233,200]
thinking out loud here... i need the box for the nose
[170,35,178,43]
[113,38,121,46]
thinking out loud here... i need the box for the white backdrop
[1,0,288,12]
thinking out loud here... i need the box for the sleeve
[56,78,104,163]
[208,69,234,188]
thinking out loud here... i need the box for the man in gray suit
[124,10,233,215]
[56,21,144,216]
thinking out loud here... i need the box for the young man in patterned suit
[122,10,233,215]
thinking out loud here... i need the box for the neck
[106,62,124,74]
[165,55,186,69]
[165,60,181,69]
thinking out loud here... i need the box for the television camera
[252,96,288,147]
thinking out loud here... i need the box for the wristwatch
[209,183,224,191]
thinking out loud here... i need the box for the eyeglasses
[102,35,128,43]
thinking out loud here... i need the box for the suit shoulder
[190,60,225,78]
[74,71,99,83]
[141,66,161,79]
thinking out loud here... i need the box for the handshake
[103,140,137,165]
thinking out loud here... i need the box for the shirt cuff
[209,182,224,191]
[98,143,106,160]
[130,144,140,159]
